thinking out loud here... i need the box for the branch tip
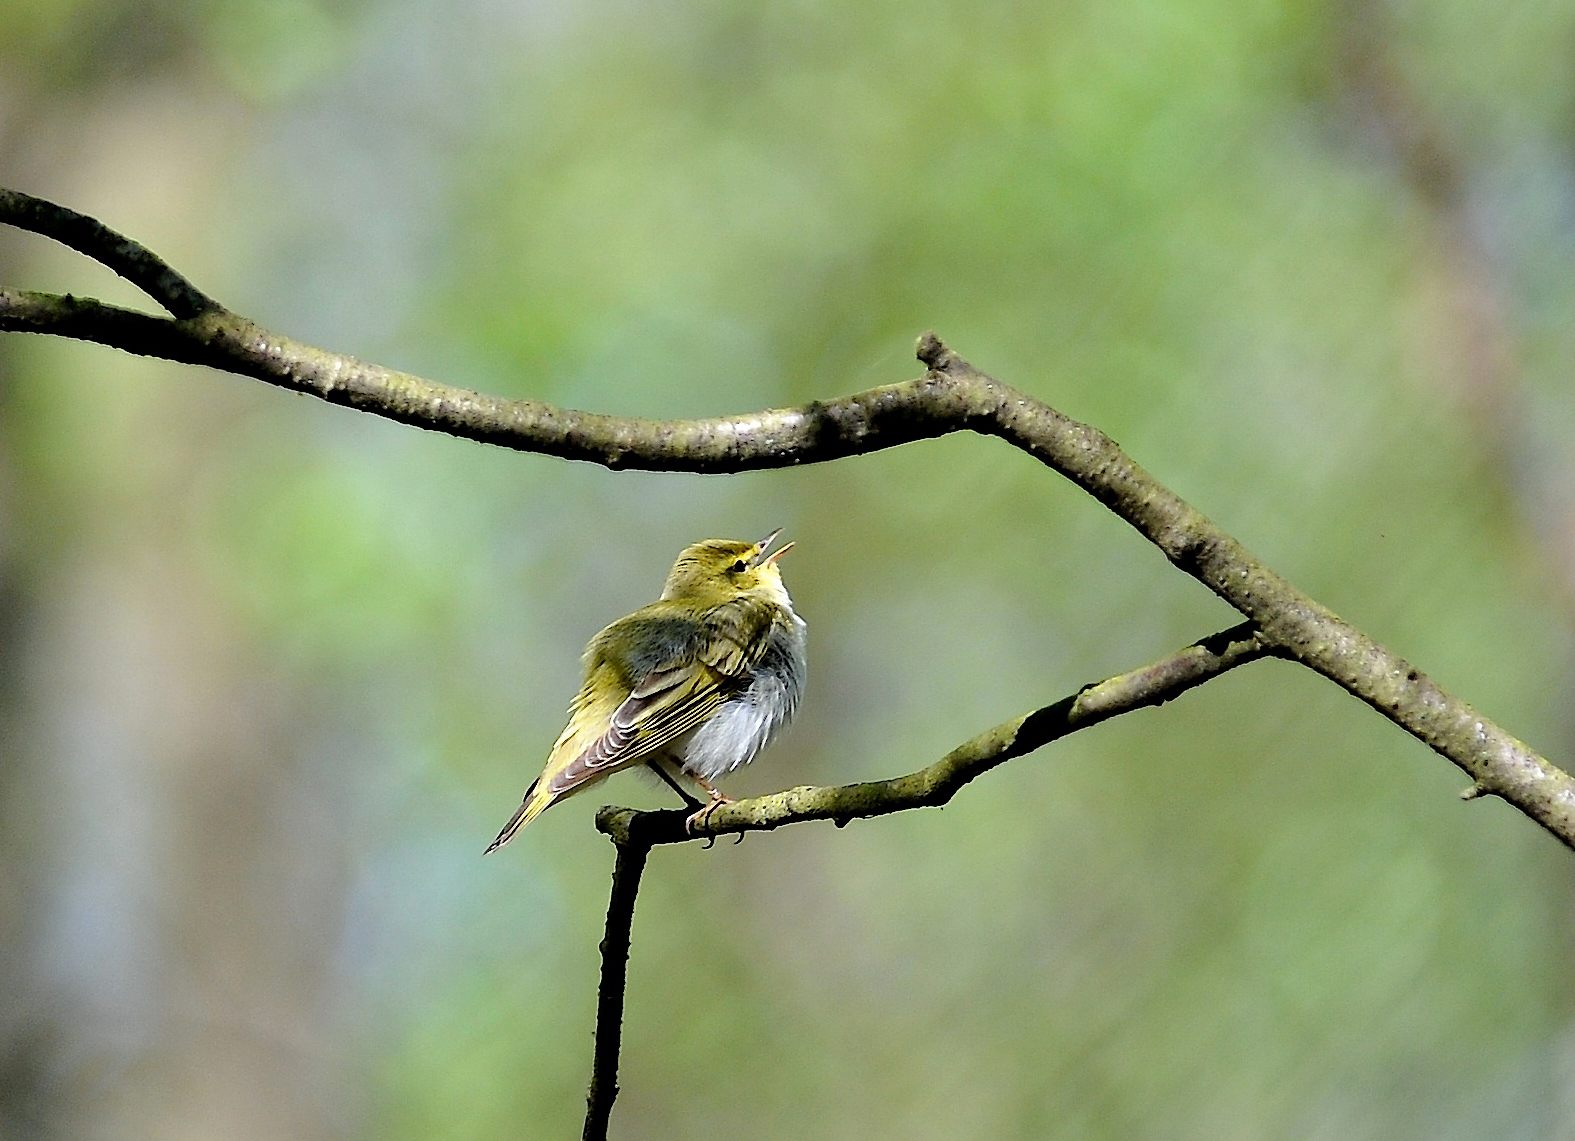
[916,330,955,371]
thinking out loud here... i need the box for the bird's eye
[729,559,748,574]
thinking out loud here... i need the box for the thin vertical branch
[583,839,651,1141]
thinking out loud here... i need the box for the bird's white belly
[673,618,805,782]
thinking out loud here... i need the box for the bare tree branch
[0,188,216,318]
[2,186,1572,850]
[583,839,650,1141]
[0,283,987,470]
[598,621,1282,846]
[581,622,1277,1136]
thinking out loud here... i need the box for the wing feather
[538,597,779,800]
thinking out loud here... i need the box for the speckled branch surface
[3,187,1572,850]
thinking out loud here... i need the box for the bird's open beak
[753,528,794,567]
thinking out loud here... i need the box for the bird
[486,530,806,851]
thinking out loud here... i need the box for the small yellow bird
[486,531,806,850]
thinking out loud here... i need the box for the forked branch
[581,621,1280,1140]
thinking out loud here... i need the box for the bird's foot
[685,791,734,839]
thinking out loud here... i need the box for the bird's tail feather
[485,778,545,853]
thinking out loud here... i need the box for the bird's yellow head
[661,530,795,606]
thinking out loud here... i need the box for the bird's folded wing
[544,661,725,796]
[543,600,771,798]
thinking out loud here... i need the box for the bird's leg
[647,759,704,810]
[650,758,735,836]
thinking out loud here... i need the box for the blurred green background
[2,0,1574,1137]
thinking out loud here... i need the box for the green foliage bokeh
[5,0,1575,1137]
